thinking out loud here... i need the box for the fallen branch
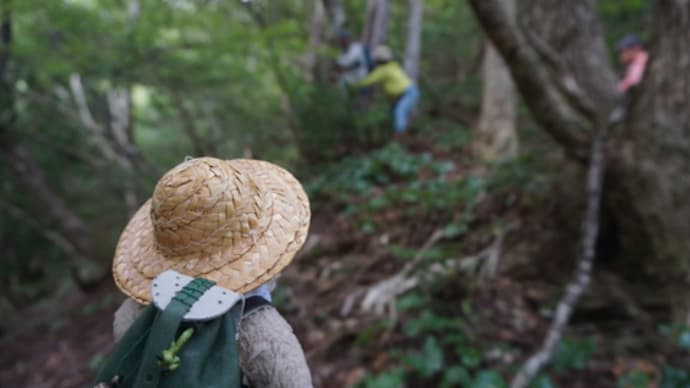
[359,227,444,317]
[510,116,608,388]
[357,225,511,318]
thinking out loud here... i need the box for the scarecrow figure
[110,157,313,388]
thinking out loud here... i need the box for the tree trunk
[306,0,327,81]
[608,0,690,276]
[470,0,690,299]
[362,0,389,48]
[403,0,423,81]
[321,0,346,36]
[475,0,517,162]
[517,0,618,109]
[468,0,595,161]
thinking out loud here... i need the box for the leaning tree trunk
[403,0,423,81]
[608,0,690,282]
[475,0,517,162]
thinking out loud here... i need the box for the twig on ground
[359,228,445,317]
[357,224,511,318]
[510,117,608,388]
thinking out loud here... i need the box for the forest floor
[0,138,686,388]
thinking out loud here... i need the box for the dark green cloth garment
[94,279,241,388]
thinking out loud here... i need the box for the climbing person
[98,157,313,388]
[357,45,420,134]
[334,30,373,110]
[616,33,649,93]
[334,30,371,88]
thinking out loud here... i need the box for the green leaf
[552,337,595,372]
[529,375,555,388]
[458,346,482,368]
[618,370,653,388]
[441,366,471,388]
[424,336,446,377]
[470,370,507,388]
[661,365,690,388]
[677,330,690,350]
[362,368,406,388]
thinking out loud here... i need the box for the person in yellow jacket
[358,45,420,133]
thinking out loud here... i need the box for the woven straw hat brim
[112,159,310,304]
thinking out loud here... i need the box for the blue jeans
[393,86,420,133]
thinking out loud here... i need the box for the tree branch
[468,0,592,161]
[510,115,608,388]
[522,28,599,122]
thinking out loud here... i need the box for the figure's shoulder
[241,304,300,342]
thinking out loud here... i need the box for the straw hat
[112,157,311,304]
[372,45,393,62]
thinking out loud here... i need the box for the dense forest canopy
[2,0,689,387]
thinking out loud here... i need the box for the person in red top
[616,33,649,92]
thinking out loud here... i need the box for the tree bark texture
[517,0,618,109]
[362,0,389,48]
[475,0,517,162]
[608,0,690,270]
[321,0,346,36]
[468,0,593,161]
[470,0,690,292]
[403,0,423,81]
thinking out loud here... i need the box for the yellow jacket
[358,61,412,98]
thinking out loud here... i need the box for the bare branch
[522,29,599,122]
[510,115,608,388]
[69,73,99,132]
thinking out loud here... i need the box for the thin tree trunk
[322,0,346,36]
[362,0,389,48]
[511,117,607,388]
[107,87,139,215]
[306,0,326,81]
[404,0,423,81]
[475,0,517,162]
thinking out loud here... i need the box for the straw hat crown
[113,157,310,303]
[151,158,267,259]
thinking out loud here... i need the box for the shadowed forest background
[1,0,690,387]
